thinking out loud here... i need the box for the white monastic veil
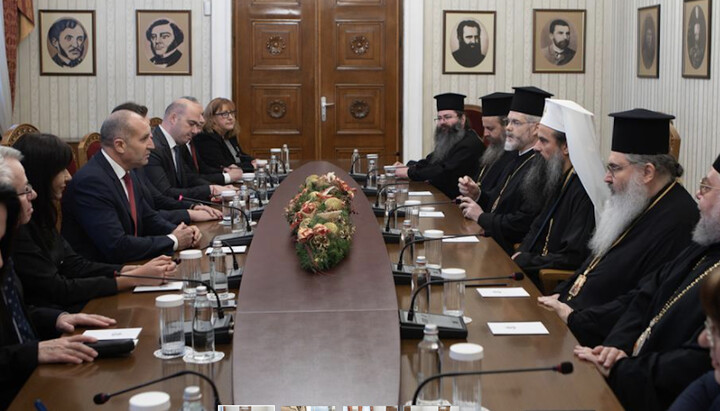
[540,99,609,223]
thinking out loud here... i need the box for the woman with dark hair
[12,133,177,312]
[0,180,115,409]
[193,97,255,174]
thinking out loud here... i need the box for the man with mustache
[566,153,720,410]
[538,109,699,347]
[512,99,607,285]
[458,86,552,254]
[542,19,576,66]
[394,93,484,199]
[451,20,486,68]
[48,18,86,68]
[457,92,516,209]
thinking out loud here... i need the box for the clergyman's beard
[431,123,465,164]
[480,137,506,168]
[589,173,650,256]
[692,199,720,246]
[521,151,564,208]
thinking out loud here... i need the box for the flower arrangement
[285,172,357,272]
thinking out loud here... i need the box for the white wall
[12,0,214,141]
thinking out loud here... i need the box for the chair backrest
[669,122,681,162]
[149,117,162,129]
[464,104,486,146]
[77,132,102,168]
[2,123,39,146]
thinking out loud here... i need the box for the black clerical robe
[476,150,545,255]
[514,170,595,285]
[407,129,484,199]
[556,181,698,310]
[476,150,516,210]
[600,242,720,410]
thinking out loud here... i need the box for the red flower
[312,223,329,236]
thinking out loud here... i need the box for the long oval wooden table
[9,160,623,410]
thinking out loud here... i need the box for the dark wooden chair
[464,104,486,146]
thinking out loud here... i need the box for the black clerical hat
[434,93,466,112]
[714,153,720,173]
[480,92,513,117]
[609,108,675,155]
[510,86,554,116]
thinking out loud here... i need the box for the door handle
[321,96,335,122]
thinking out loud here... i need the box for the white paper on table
[487,322,549,335]
[205,246,247,255]
[408,191,433,196]
[477,287,530,298]
[442,235,479,243]
[419,211,445,218]
[133,281,183,293]
[83,328,142,340]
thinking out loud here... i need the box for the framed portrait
[136,10,191,75]
[638,5,661,78]
[443,10,496,74]
[532,9,586,73]
[39,10,96,76]
[682,0,712,79]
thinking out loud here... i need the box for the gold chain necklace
[490,152,536,213]
[633,257,720,356]
[542,168,575,256]
[567,180,678,300]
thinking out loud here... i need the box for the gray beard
[520,151,564,208]
[692,200,720,246]
[480,139,506,168]
[589,173,650,257]
[431,124,465,164]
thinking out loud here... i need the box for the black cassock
[599,242,720,410]
[515,170,595,285]
[477,150,546,254]
[475,150,516,210]
[407,129,484,199]
[556,181,699,309]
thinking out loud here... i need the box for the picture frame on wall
[39,10,96,76]
[532,9,586,73]
[682,0,712,78]
[638,5,661,78]
[443,10,496,74]
[136,10,192,75]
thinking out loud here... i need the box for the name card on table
[442,236,480,243]
[84,328,142,340]
[205,246,247,255]
[477,287,530,298]
[419,211,445,218]
[408,191,433,196]
[487,322,549,335]
[133,281,183,293]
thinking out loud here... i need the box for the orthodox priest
[570,152,720,410]
[394,93,484,199]
[458,86,553,254]
[538,108,699,345]
[512,99,608,285]
[458,92,517,210]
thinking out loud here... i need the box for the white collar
[158,125,177,150]
[100,149,128,180]
[519,147,534,156]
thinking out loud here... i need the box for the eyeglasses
[507,118,535,128]
[605,162,635,177]
[706,317,715,348]
[434,115,458,123]
[18,184,33,197]
[215,111,236,119]
[699,177,720,195]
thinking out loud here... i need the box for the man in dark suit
[144,97,237,200]
[62,110,200,264]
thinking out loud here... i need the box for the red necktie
[189,141,200,171]
[122,172,138,236]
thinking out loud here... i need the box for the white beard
[693,199,720,246]
[589,173,650,257]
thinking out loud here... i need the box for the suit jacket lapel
[94,153,135,225]
[153,127,180,187]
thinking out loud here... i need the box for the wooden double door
[233,0,401,163]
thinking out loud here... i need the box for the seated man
[512,99,607,284]
[144,97,236,201]
[457,91,517,208]
[570,152,720,410]
[458,86,553,254]
[394,93,484,199]
[538,109,699,346]
[63,110,200,263]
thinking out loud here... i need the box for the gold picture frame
[638,5,661,78]
[136,10,192,75]
[682,0,712,79]
[442,10,496,74]
[532,9,586,73]
[39,10,96,76]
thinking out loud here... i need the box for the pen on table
[466,283,509,288]
[34,399,48,411]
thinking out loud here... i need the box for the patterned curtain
[3,0,33,106]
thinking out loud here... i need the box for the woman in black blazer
[194,97,255,173]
